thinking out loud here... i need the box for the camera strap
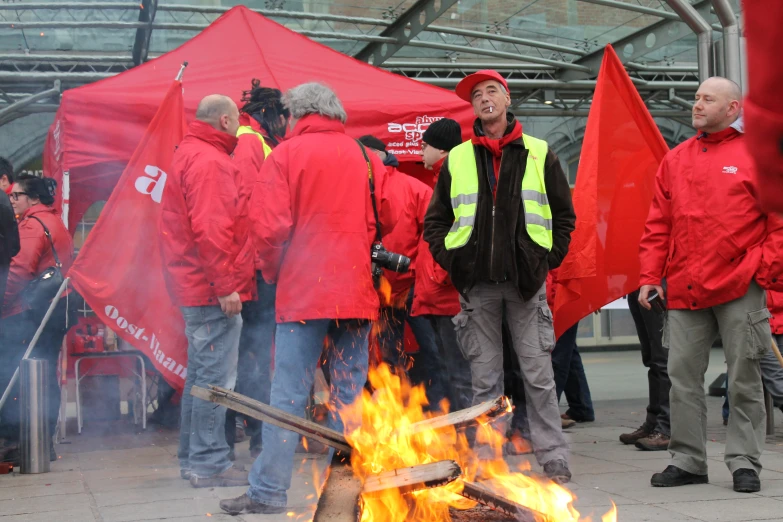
[357,141,383,243]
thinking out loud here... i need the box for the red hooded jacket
[639,127,783,310]
[233,113,273,272]
[411,158,461,317]
[3,205,73,317]
[381,166,432,307]
[744,0,783,213]
[159,120,255,308]
[250,114,398,323]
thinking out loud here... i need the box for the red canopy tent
[43,5,474,231]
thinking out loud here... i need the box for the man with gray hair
[160,94,255,489]
[424,70,575,483]
[220,83,398,515]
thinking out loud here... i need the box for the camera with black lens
[370,242,411,287]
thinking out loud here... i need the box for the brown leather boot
[619,423,654,445]
[635,432,670,451]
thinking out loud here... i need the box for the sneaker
[619,423,654,445]
[733,469,760,493]
[220,493,286,515]
[250,446,262,459]
[561,417,576,429]
[651,465,708,487]
[543,459,571,484]
[180,469,191,480]
[635,432,670,452]
[190,465,248,488]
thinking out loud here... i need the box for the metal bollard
[20,358,50,474]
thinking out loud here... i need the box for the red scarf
[471,119,523,197]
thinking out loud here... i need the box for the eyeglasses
[10,192,29,201]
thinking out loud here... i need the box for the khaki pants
[454,281,568,465]
[666,281,769,476]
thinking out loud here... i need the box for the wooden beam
[314,461,363,522]
[190,385,352,454]
[362,460,462,496]
[406,396,510,435]
[459,481,550,522]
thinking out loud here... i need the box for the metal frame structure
[0,0,743,125]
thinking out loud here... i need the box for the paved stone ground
[1,348,782,521]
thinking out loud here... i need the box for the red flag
[68,80,189,390]
[552,45,669,337]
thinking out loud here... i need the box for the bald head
[196,94,240,136]
[692,76,742,133]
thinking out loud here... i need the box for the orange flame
[342,364,617,522]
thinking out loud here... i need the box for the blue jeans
[380,286,449,411]
[226,276,276,451]
[431,315,473,411]
[178,305,241,478]
[247,319,371,508]
[551,323,595,421]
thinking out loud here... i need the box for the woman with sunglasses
[0,174,73,464]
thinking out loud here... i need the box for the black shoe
[651,465,708,487]
[543,459,571,484]
[220,494,286,515]
[619,423,654,445]
[227,448,235,462]
[733,469,760,493]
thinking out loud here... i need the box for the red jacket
[769,290,783,335]
[639,127,783,310]
[250,114,398,323]
[744,0,783,213]
[2,205,73,317]
[233,114,273,272]
[159,120,255,308]
[381,167,432,307]
[411,158,461,317]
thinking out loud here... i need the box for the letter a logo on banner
[68,79,190,390]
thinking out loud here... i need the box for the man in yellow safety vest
[423,70,576,483]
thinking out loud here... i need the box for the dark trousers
[0,302,68,442]
[551,323,595,421]
[378,286,449,411]
[428,315,473,412]
[628,289,671,436]
[226,275,276,451]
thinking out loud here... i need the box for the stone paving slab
[2,354,783,521]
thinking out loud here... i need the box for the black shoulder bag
[22,215,65,311]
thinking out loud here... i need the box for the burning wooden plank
[314,461,363,522]
[362,460,462,496]
[406,396,510,435]
[190,385,351,454]
[459,481,550,522]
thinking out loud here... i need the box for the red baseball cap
[455,70,509,102]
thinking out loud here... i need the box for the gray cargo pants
[666,281,769,476]
[454,281,569,466]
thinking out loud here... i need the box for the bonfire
[341,364,618,522]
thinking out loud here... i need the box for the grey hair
[283,83,347,123]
